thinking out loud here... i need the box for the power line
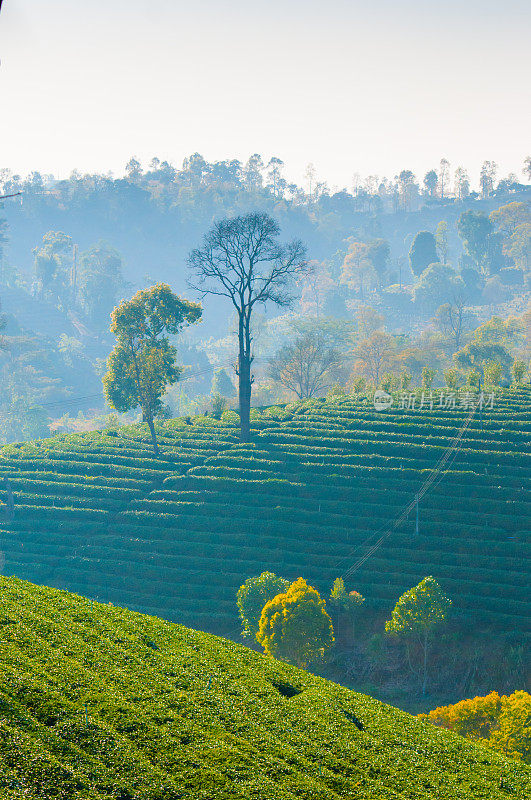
[337,403,478,583]
[7,354,275,413]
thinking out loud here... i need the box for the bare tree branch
[188,212,308,440]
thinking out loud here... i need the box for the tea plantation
[0,389,529,635]
[0,576,528,799]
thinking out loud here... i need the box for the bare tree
[269,333,342,399]
[438,158,450,199]
[432,284,471,350]
[188,213,307,441]
[354,330,396,385]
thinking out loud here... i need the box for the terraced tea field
[0,389,529,635]
[0,576,528,799]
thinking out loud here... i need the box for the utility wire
[336,403,479,582]
[15,354,275,412]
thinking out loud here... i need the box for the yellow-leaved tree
[257,578,334,668]
[419,690,531,763]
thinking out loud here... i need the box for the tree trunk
[145,413,160,456]
[237,311,252,443]
[422,630,429,696]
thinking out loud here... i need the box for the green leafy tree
[421,366,436,389]
[457,211,503,275]
[78,241,124,325]
[103,283,201,454]
[212,367,236,398]
[58,334,84,366]
[512,359,528,385]
[366,239,390,289]
[236,571,290,639]
[400,370,412,390]
[423,170,438,197]
[210,392,226,419]
[385,576,451,695]
[380,372,395,391]
[33,230,74,306]
[257,578,334,667]
[329,578,365,639]
[414,263,462,311]
[483,360,502,387]
[454,341,512,382]
[409,231,438,277]
[435,221,450,263]
[443,368,459,390]
[341,240,375,301]
[466,369,481,389]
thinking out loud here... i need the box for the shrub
[210,393,227,419]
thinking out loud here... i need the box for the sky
[0,0,529,190]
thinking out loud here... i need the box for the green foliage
[385,577,452,694]
[512,359,528,385]
[421,366,436,389]
[409,231,438,276]
[400,370,412,390]
[457,210,503,275]
[257,577,334,667]
[212,367,236,398]
[380,372,395,391]
[77,240,124,324]
[0,577,525,799]
[414,263,463,310]
[32,230,73,305]
[455,340,512,379]
[484,361,503,387]
[466,369,481,389]
[210,392,227,419]
[329,578,365,614]
[0,387,529,645]
[236,571,290,638]
[103,283,201,450]
[385,576,451,638]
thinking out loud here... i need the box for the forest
[0,154,529,444]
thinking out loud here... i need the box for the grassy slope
[0,576,528,800]
[0,389,529,634]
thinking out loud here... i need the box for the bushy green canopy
[385,576,451,637]
[236,571,289,638]
[103,283,201,417]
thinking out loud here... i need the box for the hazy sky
[0,0,529,189]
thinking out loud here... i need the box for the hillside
[0,576,528,799]
[0,388,529,635]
